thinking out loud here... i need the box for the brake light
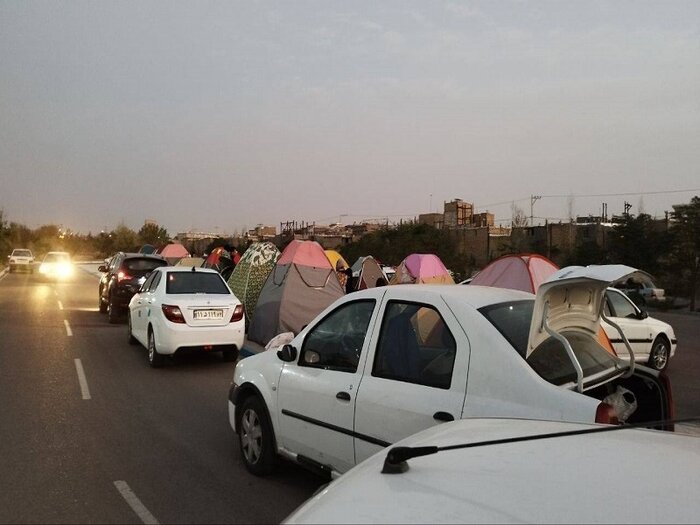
[230,304,244,323]
[595,402,619,425]
[162,304,186,324]
[117,271,132,282]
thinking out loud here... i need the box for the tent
[175,257,204,267]
[470,253,616,355]
[351,256,389,290]
[203,247,234,273]
[158,243,190,265]
[389,254,455,285]
[325,250,349,271]
[470,253,558,293]
[227,242,280,329]
[248,240,345,346]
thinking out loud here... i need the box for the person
[335,260,349,291]
[344,267,355,293]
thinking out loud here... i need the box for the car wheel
[147,329,165,368]
[222,348,238,362]
[648,337,670,371]
[127,312,138,345]
[107,297,120,324]
[238,396,276,475]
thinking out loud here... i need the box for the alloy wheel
[240,408,263,465]
[651,341,669,370]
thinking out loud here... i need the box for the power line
[541,188,700,199]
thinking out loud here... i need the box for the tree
[607,213,670,277]
[110,223,138,252]
[138,223,169,247]
[669,197,700,311]
[511,202,528,227]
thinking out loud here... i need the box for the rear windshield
[165,272,230,295]
[527,331,619,386]
[44,253,70,263]
[13,250,32,257]
[479,300,534,358]
[124,258,166,272]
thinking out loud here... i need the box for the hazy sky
[1,1,699,235]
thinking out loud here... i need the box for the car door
[353,296,469,465]
[133,271,160,343]
[603,289,652,360]
[276,299,378,474]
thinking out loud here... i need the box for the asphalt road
[1,267,699,524]
[0,266,323,524]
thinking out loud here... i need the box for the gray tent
[248,240,344,346]
[351,256,389,290]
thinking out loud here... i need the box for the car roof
[45,251,69,256]
[287,418,700,524]
[157,266,220,274]
[350,284,534,309]
[121,252,165,260]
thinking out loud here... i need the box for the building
[443,199,474,228]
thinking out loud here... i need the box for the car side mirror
[277,344,297,362]
[638,309,648,320]
[98,265,107,272]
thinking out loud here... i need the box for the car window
[124,258,166,272]
[300,300,376,373]
[12,250,32,257]
[607,290,638,319]
[479,300,534,358]
[140,272,156,292]
[372,301,456,390]
[165,271,230,294]
[527,330,619,386]
[148,271,162,292]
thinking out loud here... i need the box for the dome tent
[389,254,454,285]
[470,253,558,292]
[248,240,345,346]
[351,256,389,290]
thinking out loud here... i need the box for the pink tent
[158,243,189,259]
[470,253,558,293]
[390,253,455,285]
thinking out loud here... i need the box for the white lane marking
[74,359,91,400]
[64,319,73,336]
[58,301,64,310]
[114,481,160,525]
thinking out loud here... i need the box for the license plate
[194,309,224,320]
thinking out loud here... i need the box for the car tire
[127,312,138,345]
[222,348,238,362]
[107,297,120,324]
[238,396,276,475]
[648,337,670,372]
[147,329,165,368]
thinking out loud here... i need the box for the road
[0,266,323,524]
[1,266,699,524]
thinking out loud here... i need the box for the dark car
[99,252,167,323]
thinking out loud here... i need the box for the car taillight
[162,304,186,324]
[230,304,244,323]
[595,402,619,425]
[117,271,132,282]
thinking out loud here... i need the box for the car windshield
[527,331,620,386]
[479,300,534,358]
[13,250,32,257]
[44,253,69,263]
[165,272,230,294]
[124,258,166,272]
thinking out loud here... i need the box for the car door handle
[433,411,455,422]
[336,391,351,401]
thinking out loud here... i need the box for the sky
[1,1,699,235]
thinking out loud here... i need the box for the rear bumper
[155,322,244,355]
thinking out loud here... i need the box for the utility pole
[624,201,632,217]
[530,195,541,227]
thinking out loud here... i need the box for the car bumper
[155,322,245,355]
[228,398,238,434]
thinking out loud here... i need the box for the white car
[38,251,73,279]
[8,248,34,273]
[128,266,245,367]
[284,417,700,524]
[228,265,673,478]
[603,287,676,371]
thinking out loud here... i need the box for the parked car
[602,287,676,371]
[98,252,167,323]
[38,251,72,280]
[614,271,665,304]
[283,417,700,524]
[228,265,673,478]
[128,266,245,367]
[7,248,34,273]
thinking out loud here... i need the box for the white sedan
[128,266,245,367]
[602,288,676,371]
[229,265,673,478]
[284,418,700,524]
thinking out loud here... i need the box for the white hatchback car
[229,265,673,478]
[8,248,34,273]
[603,288,676,371]
[284,418,700,524]
[128,266,245,367]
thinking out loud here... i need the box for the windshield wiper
[381,416,700,474]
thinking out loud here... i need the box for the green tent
[227,242,280,330]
